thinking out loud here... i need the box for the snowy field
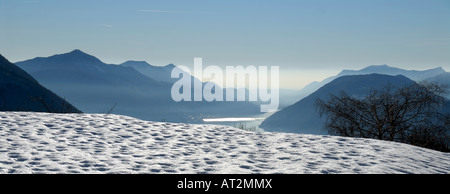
[0,112,448,174]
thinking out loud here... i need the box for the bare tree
[30,95,82,113]
[317,82,450,152]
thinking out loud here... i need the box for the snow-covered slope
[0,112,448,174]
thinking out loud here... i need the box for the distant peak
[64,49,95,58]
[121,60,152,67]
[431,67,445,71]
[69,49,85,54]
[47,49,105,65]
[129,60,146,63]
[125,60,150,64]
[364,64,389,68]
[363,64,396,70]
[165,64,176,68]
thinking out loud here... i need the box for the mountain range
[5,49,449,130]
[15,50,260,123]
[120,61,180,84]
[295,65,447,102]
[0,54,80,113]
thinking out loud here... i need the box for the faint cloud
[101,24,113,28]
[137,9,197,14]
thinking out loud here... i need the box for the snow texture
[0,112,449,174]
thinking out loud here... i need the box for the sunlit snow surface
[0,112,448,174]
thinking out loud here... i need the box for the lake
[201,112,275,132]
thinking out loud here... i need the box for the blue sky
[0,0,449,89]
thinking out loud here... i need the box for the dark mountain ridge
[0,54,81,113]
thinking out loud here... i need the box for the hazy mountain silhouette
[0,54,81,113]
[426,72,450,98]
[339,65,445,81]
[260,74,416,134]
[16,49,165,87]
[120,61,181,84]
[119,60,262,121]
[426,72,450,84]
[16,50,260,123]
[295,65,446,103]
